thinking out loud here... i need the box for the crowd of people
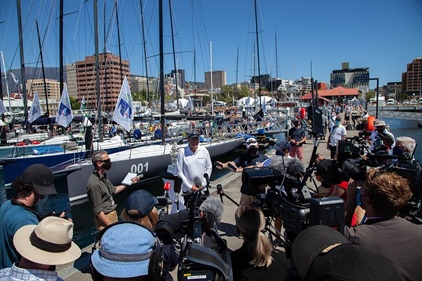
[0,106,420,281]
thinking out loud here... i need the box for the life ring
[31,140,40,145]
[366,115,375,131]
[16,142,26,146]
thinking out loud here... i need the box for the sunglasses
[246,139,257,144]
[99,159,111,163]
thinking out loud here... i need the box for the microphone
[216,184,223,203]
[203,173,209,181]
[194,176,202,190]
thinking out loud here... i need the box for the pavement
[57,128,360,280]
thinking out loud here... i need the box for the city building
[205,70,226,90]
[330,62,370,88]
[402,57,422,95]
[26,79,61,101]
[66,63,78,99]
[130,75,157,95]
[75,52,130,112]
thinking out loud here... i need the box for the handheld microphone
[216,184,223,203]
[203,173,209,181]
[193,176,202,189]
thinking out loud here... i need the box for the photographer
[344,168,422,281]
[216,137,268,205]
[231,204,289,281]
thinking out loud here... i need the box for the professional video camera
[322,135,422,224]
[243,165,345,241]
[155,181,232,281]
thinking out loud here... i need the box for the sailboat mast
[17,0,28,129]
[139,0,150,105]
[115,0,123,83]
[94,0,103,141]
[254,0,262,109]
[159,0,165,145]
[59,0,64,95]
[0,52,11,113]
[275,33,278,79]
[235,46,239,96]
[210,41,214,115]
[36,20,49,116]
[103,2,109,112]
[169,0,179,110]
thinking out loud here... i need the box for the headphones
[90,221,164,281]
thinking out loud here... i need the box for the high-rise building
[330,62,370,88]
[402,57,422,95]
[66,63,78,99]
[26,79,61,100]
[205,70,226,90]
[76,53,130,112]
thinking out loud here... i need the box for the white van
[386,98,395,105]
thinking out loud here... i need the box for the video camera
[243,166,345,241]
[155,185,232,281]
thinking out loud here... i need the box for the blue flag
[28,92,42,123]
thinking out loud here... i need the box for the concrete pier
[57,129,359,280]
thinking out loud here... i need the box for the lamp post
[369,78,379,118]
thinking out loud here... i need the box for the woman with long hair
[231,204,288,281]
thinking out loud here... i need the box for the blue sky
[1,0,421,88]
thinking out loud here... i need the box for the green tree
[365,91,375,102]
[69,96,80,110]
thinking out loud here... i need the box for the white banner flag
[55,84,73,128]
[28,92,42,123]
[112,76,133,132]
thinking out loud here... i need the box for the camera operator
[231,204,289,281]
[344,168,422,281]
[368,119,395,154]
[215,137,268,205]
[393,136,416,160]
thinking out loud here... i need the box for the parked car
[386,98,395,105]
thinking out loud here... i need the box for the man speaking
[176,131,212,212]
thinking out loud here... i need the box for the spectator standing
[321,112,328,140]
[0,164,58,269]
[344,168,422,281]
[288,119,306,161]
[176,131,212,211]
[327,116,347,159]
[369,119,395,153]
[87,150,139,231]
[216,138,268,205]
[0,217,81,281]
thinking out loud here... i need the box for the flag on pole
[9,71,19,88]
[56,84,73,128]
[262,97,267,113]
[28,92,42,123]
[270,98,276,108]
[112,76,133,132]
[80,96,86,113]
[186,96,193,110]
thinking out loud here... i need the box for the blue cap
[91,223,156,278]
[125,190,158,218]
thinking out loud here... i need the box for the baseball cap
[292,225,403,281]
[21,164,56,195]
[91,223,156,278]
[187,131,200,139]
[125,190,159,218]
[13,216,81,265]
[245,137,258,149]
[373,119,386,127]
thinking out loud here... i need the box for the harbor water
[0,119,420,248]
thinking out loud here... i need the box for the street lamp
[369,78,379,118]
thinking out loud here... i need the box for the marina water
[1,119,420,248]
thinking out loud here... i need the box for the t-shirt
[288,126,305,146]
[0,200,39,268]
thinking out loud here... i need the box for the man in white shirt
[175,131,212,212]
[327,116,347,159]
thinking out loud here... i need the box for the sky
[0,0,421,88]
